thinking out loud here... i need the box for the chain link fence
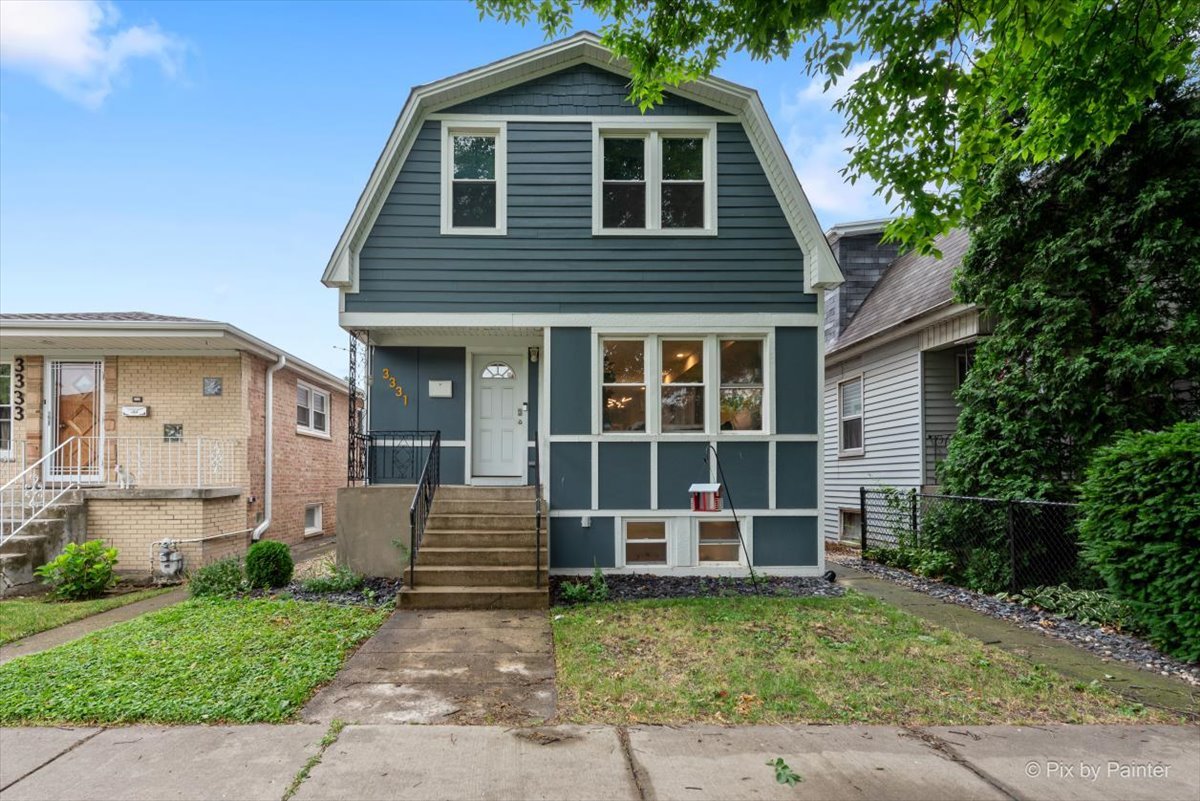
[858,487,1098,593]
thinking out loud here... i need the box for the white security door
[471,354,525,478]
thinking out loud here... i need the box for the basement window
[304,503,323,535]
[624,520,668,566]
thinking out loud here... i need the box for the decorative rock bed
[252,576,403,608]
[826,549,1200,686]
[551,573,843,605]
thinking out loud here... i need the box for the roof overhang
[825,302,978,365]
[0,318,347,392]
[825,217,894,246]
[322,31,843,297]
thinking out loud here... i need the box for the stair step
[427,514,536,532]
[420,530,542,548]
[400,585,548,610]
[418,546,547,567]
[406,565,543,587]
[432,499,536,515]
[435,485,536,501]
[0,533,50,555]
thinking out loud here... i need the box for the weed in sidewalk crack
[282,720,345,801]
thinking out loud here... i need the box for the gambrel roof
[321,32,843,295]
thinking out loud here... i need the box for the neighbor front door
[471,354,525,478]
[47,360,103,481]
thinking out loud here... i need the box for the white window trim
[591,121,718,236]
[695,517,748,567]
[621,518,671,568]
[837,374,864,458]
[304,503,323,536]
[596,333,770,437]
[440,121,508,236]
[0,360,12,459]
[297,380,332,437]
[599,337,649,434]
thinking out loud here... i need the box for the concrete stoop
[0,502,83,595]
[401,485,548,609]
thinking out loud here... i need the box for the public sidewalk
[1,723,1197,801]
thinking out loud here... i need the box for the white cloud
[779,61,893,227]
[0,0,183,108]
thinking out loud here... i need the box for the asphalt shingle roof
[0,312,213,323]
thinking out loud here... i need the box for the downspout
[252,354,287,541]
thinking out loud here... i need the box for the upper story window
[441,122,507,235]
[592,123,716,235]
[297,381,330,436]
[839,376,864,456]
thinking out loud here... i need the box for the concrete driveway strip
[926,725,1200,801]
[625,725,1009,801]
[0,725,324,801]
[293,724,637,801]
[0,728,100,792]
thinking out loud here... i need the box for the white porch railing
[0,441,38,487]
[0,438,82,547]
[65,436,243,489]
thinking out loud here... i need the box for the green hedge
[1078,422,1200,662]
[245,540,294,589]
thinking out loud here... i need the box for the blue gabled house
[323,33,843,607]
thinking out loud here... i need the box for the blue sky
[0,0,887,376]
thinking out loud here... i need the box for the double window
[441,123,507,235]
[621,519,745,568]
[594,124,716,234]
[297,381,330,436]
[838,376,863,455]
[601,335,765,434]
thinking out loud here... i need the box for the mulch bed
[551,573,843,606]
[825,548,1200,686]
[252,576,403,608]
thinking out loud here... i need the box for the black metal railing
[858,487,1092,593]
[408,431,441,587]
[531,428,543,588]
[355,431,440,485]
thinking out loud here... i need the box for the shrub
[244,540,294,589]
[34,541,118,600]
[301,564,365,594]
[1078,422,1200,662]
[189,557,246,598]
[560,564,609,605]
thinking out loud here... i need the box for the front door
[47,360,103,481]
[471,354,525,478]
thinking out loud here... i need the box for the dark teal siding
[549,328,591,435]
[370,347,465,438]
[776,441,818,509]
[444,64,720,116]
[657,442,710,509]
[549,442,591,509]
[598,442,651,509]
[550,517,615,568]
[348,120,816,313]
[753,517,818,566]
[776,327,819,434]
[716,441,769,509]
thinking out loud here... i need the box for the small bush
[301,564,364,594]
[998,585,1138,632]
[1078,422,1200,662]
[244,540,294,589]
[34,541,118,600]
[560,564,609,605]
[189,557,246,598]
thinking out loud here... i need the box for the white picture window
[698,520,742,563]
[839,376,864,455]
[602,339,646,432]
[660,340,705,432]
[297,381,330,435]
[593,124,716,234]
[441,123,507,235]
[624,520,668,565]
[0,362,11,457]
[304,503,323,534]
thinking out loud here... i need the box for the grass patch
[0,589,173,645]
[552,593,1181,725]
[0,598,388,725]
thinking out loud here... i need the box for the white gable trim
[321,32,844,295]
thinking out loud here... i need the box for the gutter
[252,354,287,541]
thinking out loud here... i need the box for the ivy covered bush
[34,541,119,600]
[244,540,294,589]
[1078,422,1200,662]
[189,557,247,598]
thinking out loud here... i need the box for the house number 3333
[380,368,408,406]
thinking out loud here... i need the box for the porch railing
[355,431,440,485]
[531,428,543,588]
[0,438,83,547]
[49,436,243,488]
[0,441,38,487]
[408,432,441,587]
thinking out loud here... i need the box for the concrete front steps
[0,501,83,595]
[401,485,548,610]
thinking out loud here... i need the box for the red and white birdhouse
[689,483,723,512]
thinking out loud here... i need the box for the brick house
[0,312,349,590]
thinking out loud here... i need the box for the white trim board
[340,312,824,330]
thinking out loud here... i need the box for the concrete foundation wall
[336,485,413,578]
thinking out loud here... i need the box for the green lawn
[553,593,1179,725]
[0,589,173,645]
[0,598,388,725]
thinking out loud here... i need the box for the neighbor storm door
[470,353,525,478]
[46,360,103,482]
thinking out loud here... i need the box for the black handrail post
[402,431,441,591]
[531,427,543,589]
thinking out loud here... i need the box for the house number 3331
[380,368,408,406]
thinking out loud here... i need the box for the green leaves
[476,0,1199,251]
[767,757,804,787]
[34,541,119,601]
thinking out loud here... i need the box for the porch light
[529,346,540,363]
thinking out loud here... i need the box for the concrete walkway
[0,587,189,666]
[301,609,555,725]
[1,723,1196,800]
[831,563,1200,717]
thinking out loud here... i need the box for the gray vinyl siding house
[325,34,843,576]
[822,223,988,541]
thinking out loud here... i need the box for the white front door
[471,353,525,478]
